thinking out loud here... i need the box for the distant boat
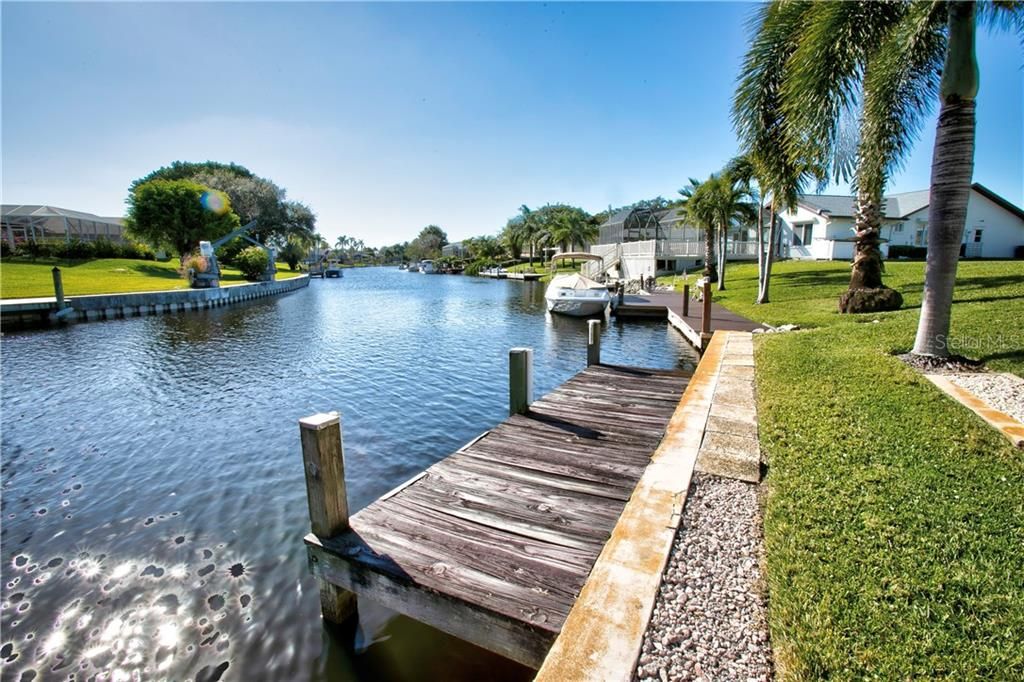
[420,260,436,274]
[544,273,611,317]
[324,260,344,278]
[407,263,420,272]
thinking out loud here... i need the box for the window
[792,223,813,246]
[914,228,928,246]
[973,229,983,243]
[890,222,903,233]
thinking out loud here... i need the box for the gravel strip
[947,372,1024,425]
[634,473,771,682]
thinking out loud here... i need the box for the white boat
[545,273,611,317]
[407,263,420,272]
[420,260,436,274]
[324,259,344,278]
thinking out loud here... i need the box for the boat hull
[545,295,610,317]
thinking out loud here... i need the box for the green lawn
[661,260,1024,375]
[506,261,582,283]
[689,261,1024,678]
[0,258,303,299]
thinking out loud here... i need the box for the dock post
[682,284,689,317]
[299,412,357,623]
[586,319,601,366]
[52,267,66,309]
[700,280,713,346]
[509,348,534,415]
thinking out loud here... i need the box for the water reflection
[1,267,699,680]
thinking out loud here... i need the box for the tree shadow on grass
[771,269,851,288]
[975,349,1024,370]
[127,263,184,280]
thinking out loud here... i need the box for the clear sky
[2,2,1021,247]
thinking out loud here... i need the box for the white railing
[728,241,759,257]
[656,240,703,257]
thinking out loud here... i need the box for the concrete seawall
[1,275,310,329]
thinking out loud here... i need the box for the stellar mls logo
[937,333,1020,352]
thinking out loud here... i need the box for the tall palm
[710,175,758,291]
[738,1,1021,351]
[501,218,526,263]
[678,176,718,284]
[732,0,820,304]
[518,205,540,266]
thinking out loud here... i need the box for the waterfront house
[2,204,128,248]
[586,205,757,280]
[777,183,1024,261]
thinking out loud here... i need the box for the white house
[776,183,1024,260]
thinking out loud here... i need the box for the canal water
[0,267,699,681]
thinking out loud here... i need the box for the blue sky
[2,2,1021,247]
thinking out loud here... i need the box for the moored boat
[544,272,611,316]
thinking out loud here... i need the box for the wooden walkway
[304,363,690,668]
[614,291,762,350]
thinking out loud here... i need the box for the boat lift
[191,220,277,288]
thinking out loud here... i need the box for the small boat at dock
[544,253,610,316]
[545,273,611,316]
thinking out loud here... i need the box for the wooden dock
[614,289,762,351]
[300,349,690,668]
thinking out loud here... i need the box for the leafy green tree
[408,225,448,261]
[125,180,239,264]
[130,161,315,248]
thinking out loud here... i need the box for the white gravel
[947,372,1024,425]
[634,473,772,682]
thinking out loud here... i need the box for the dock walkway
[615,291,762,350]
[303,362,690,668]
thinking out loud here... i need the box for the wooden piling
[52,267,66,309]
[509,347,534,416]
[299,412,356,623]
[587,319,601,366]
[700,280,713,345]
[682,284,689,317]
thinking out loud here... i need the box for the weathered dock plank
[304,362,689,668]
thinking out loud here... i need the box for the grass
[659,260,1024,375]
[506,260,582,283]
[683,260,1024,678]
[1,257,303,299]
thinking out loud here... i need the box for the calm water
[0,267,698,681]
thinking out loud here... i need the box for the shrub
[234,245,270,281]
[119,241,156,260]
[15,240,52,259]
[180,253,210,279]
[91,238,120,259]
[888,245,927,260]
[0,240,10,259]
[1014,245,1024,260]
[52,239,95,260]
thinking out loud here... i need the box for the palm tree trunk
[756,195,766,293]
[717,225,727,290]
[704,224,717,282]
[757,199,777,304]
[847,187,885,289]
[912,1,978,356]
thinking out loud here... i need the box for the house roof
[1,204,124,225]
[797,183,1024,221]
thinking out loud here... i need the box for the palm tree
[518,205,541,266]
[732,0,820,304]
[737,1,1021,351]
[501,218,526,264]
[679,177,717,284]
[711,175,758,291]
